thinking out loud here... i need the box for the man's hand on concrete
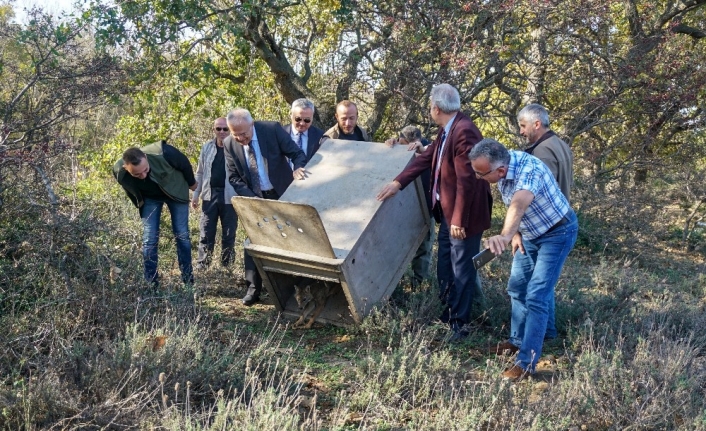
[293,167,308,180]
[376,181,401,201]
[407,140,424,153]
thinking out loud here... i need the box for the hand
[293,167,309,180]
[191,200,199,209]
[484,234,513,256]
[450,224,466,240]
[511,232,524,256]
[384,138,397,148]
[376,181,401,201]
[407,140,424,153]
[189,183,198,191]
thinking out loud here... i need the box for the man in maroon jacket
[377,84,492,341]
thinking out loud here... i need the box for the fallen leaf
[109,265,122,284]
[152,335,168,352]
[297,394,316,409]
[346,412,364,424]
[334,335,352,343]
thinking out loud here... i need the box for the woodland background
[1,0,706,429]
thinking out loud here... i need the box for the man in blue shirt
[469,138,578,381]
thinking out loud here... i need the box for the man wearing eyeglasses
[224,108,307,306]
[469,138,577,382]
[191,117,238,271]
[113,141,197,289]
[282,98,324,164]
[377,84,492,342]
[324,100,370,141]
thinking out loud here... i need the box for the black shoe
[242,294,259,306]
[448,322,469,343]
[449,328,469,343]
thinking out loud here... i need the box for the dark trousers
[196,190,237,267]
[243,189,279,298]
[436,216,483,327]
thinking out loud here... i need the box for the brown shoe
[488,341,519,355]
[502,365,530,382]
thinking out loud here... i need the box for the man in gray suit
[224,108,307,306]
[282,98,324,164]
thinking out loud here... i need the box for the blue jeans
[508,210,577,371]
[437,217,483,327]
[140,198,194,285]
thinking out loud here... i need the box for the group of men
[113,83,577,381]
[112,98,369,303]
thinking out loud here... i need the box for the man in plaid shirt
[469,138,578,381]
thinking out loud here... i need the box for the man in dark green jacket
[114,141,197,287]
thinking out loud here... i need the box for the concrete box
[231,138,430,326]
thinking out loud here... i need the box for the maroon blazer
[394,112,491,235]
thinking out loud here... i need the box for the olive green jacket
[113,141,191,208]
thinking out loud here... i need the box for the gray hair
[291,98,315,112]
[226,108,253,125]
[517,103,550,128]
[399,125,422,142]
[469,138,511,168]
[430,84,461,114]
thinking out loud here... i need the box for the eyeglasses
[475,166,504,179]
[215,127,229,132]
[294,117,312,123]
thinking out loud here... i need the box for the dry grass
[1,178,706,430]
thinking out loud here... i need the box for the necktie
[431,130,447,208]
[297,133,303,150]
[246,144,262,197]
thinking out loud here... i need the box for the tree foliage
[87,0,706,186]
[0,5,125,209]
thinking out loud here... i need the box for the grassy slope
[1,179,705,430]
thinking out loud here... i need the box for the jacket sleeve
[162,143,197,187]
[394,139,436,188]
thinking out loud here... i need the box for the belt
[544,211,573,235]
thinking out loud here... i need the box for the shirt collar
[504,151,521,181]
[443,113,458,136]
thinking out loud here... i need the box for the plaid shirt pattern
[498,151,570,240]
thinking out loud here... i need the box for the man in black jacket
[113,141,197,287]
[224,108,307,305]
